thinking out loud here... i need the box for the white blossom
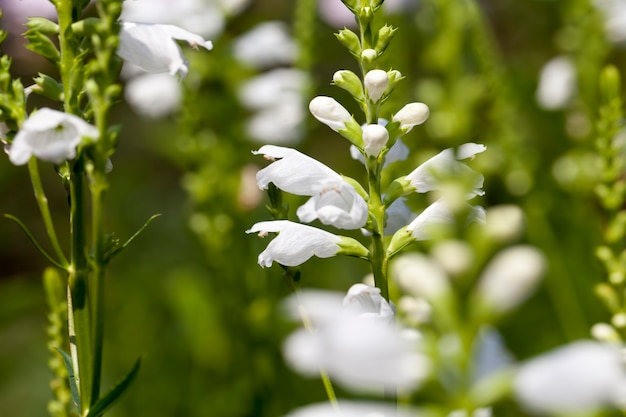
[536,56,576,110]
[246,220,341,267]
[362,124,389,157]
[515,341,626,414]
[124,72,182,118]
[117,22,213,79]
[392,102,430,132]
[483,204,525,243]
[391,252,450,300]
[309,96,354,132]
[9,108,98,165]
[407,144,486,197]
[284,400,421,417]
[475,245,546,314]
[233,21,298,69]
[593,0,626,43]
[364,69,389,102]
[283,286,429,394]
[350,119,410,167]
[407,199,486,241]
[254,145,368,229]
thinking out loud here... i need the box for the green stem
[27,158,69,268]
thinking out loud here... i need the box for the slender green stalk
[27,158,69,267]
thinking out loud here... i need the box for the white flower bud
[391,252,449,300]
[309,96,353,132]
[362,123,388,157]
[361,48,377,62]
[392,102,430,132]
[364,69,388,102]
[484,204,525,243]
[476,245,546,314]
[591,323,621,342]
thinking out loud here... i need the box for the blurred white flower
[246,105,306,144]
[535,56,576,110]
[233,21,299,69]
[472,326,514,382]
[407,144,486,197]
[430,240,474,277]
[475,245,546,315]
[391,252,450,300]
[118,22,213,79]
[121,0,227,38]
[246,220,341,267]
[447,408,492,417]
[407,199,486,241]
[309,96,354,132]
[254,145,368,229]
[9,108,98,165]
[483,204,525,243]
[124,72,182,118]
[593,0,626,43]
[284,400,421,417]
[515,341,626,414]
[283,286,429,394]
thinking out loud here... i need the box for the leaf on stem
[3,214,67,269]
[104,214,161,262]
[85,358,141,417]
[55,347,81,411]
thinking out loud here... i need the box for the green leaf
[86,359,141,417]
[105,214,161,262]
[4,214,66,269]
[55,348,81,411]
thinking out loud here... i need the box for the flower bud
[392,102,430,132]
[484,204,525,243]
[361,48,377,63]
[335,28,361,57]
[309,96,353,132]
[362,123,388,157]
[333,70,365,101]
[364,69,389,102]
[375,24,397,54]
[591,323,621,342]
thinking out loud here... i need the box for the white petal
[391,252,449,300]
[124,73,182,118]
[392,102,429,131]
[246,220,341,267]
[296,182,368,229]
[309,96,353,132]
[536,56,576,110]
[233,21,298,69]
[407,200,454,240]
[284,400,421,417]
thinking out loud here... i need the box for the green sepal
[55,348,81,411]
[342,175,369,201]
[4,214,67,269]
[386,225,416,259]
[383,176,414,207]
[335,28,361,58]
[70,17,101,37]
[24,30,61,63]
[374,24,396,54]
[338,119,364,148]
[337,236,369,260]
[333,70,365,102]
[339,0,359,13]
[32,73,64,102]
[85,358,141,417]
[104,214,161,262]
[25,17,59,35]
[469,368,515,407]
[266,183,289,219]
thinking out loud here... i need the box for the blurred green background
[1,0,625,415]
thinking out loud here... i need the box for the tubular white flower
[475,245,546,314]
[124,72,182,118]
[233,21,298,69]
[515,341,626,414]
[362,123,389,157]
[118,22,213,79]
[342,283,395,321]
[364,69,389,102]
[246,220,341,267]
[284,400,420,417]
[407,199,486,241]
[536,55,576,110]
[308,96,353,132]
[254,145,368,229]
[391,252,449,300]
[407,143,486,197]
[392,102,430,132]
[9,108,98,165]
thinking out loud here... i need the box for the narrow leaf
[86,359,141,417]
[105,214,161,262]
[4,214,66,269]
[55,348,81,411]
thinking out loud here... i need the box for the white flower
[475,245,546,314]
[309,96,354,132]
[254,145,368,229]
[593,0,626,43]
[117,22,213,79]
[245,105,306,144]
[283,288,429,394]
[124,72,182,118]
[407,143,486,197]
[233,21,298,69]
[284,400,420,417]
[536,56,576,110]
[407,199,485,241]
[391,252,449,300]
[9,108,98,165]
[515,341,626,414]
[350,119,410,167]
[362,124,389,157]
[483,204,525,243]
[246,220,342,267]
[392,102,430,132]
[364,69,389,102]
